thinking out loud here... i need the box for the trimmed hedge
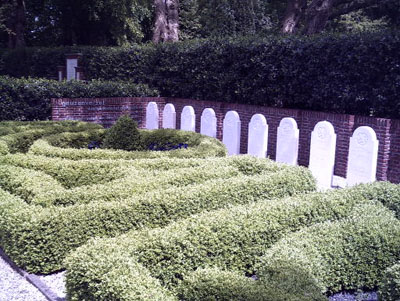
[29,133,227,160]
[0,121,103,153]
[0,164,64,203]
[256,202,400,295]
[0,155,280,206]
[0,76,158,121]
[64,182,400,300]
[102,115,141,151]
[44,129,105,149]
[177,268,326,301]
[0,156,314,273]
[379,262,400,301]
[1,31,400,118]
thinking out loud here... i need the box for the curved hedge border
[29,134,227,160]
[0,156,314,273]
[64,182,400,300]
[177,267,326,301]
[257,202,400,295]
[0,155,280,206]
[0,121,103,153]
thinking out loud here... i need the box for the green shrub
[177,268,326,301]
[0,153,132,189]
[64,182,400,300]
[0,76,158,121]
[0,121,103,153]
[2,31,400,118]
[102,115,142,151]
[256,202,400,295]
[379,263,400,301]
[0,155,290,205]
[0,164,64,203]
[44,129,106,149]
[0,156,314,273]
[29,133,227,160]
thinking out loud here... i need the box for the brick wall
[52,97,400,183]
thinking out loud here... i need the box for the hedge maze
[0,121,399,300]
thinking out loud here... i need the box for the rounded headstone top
[182,106,195,115]
[352,126,378,147]
[313,121,335,140]
[279,117,298,135]
[250,114,267,131]
[163,103,175,113]
[147,102,158,110]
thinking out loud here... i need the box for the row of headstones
[146,102,379,190]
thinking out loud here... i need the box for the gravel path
[0,255,47,301]
[0,248,66,301]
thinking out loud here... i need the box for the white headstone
[247,114,268,158]
[66,58,78,81]
[181,106,196,132]
[223,111,241,156]
[200,108,217,138]
[276,117,299,165]
[162,103,176,129]
[146,102,159,129]
[346,126,379,186]
[309,121,337,190]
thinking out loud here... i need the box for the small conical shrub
[102,115,142,151]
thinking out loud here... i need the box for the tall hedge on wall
[0,77,158,121]
[1,31,399,118]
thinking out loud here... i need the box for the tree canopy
[0,0,399,48]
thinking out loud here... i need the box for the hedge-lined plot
[0,161,315,273]
[64,182,400,300]
[257,202,400,295]
[2,121,399,300]
[0,121,316,274]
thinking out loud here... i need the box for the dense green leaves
[103,115,142,151]
[1,31,399,118]
[177,268,326,301]
[379,262,400,300]
[257,202,400,294]
[64,182,400,299]
[0,76,158,121]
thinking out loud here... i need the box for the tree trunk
[281,0,307,34]
[7,0,26,48]
[303,0,336,35]
[153,0,179,43]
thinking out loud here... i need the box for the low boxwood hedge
[256,202,400,295]
[379,262,400,301]
[0,156,314,273]
[0,121,103,153]
[29,132,227,160]
[176,267,326,301]
[0,164,65,202]
[64,182,400,300]
[43,129,106,149]
[0,155,284,205]
[0,153,134,189]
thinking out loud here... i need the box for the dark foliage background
[0,31,399,119]
[0,77,158,121]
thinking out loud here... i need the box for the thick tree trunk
[281,0,307,34]
[7,0,26,48]
[303,0,336,35]
[153,0,179,43]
